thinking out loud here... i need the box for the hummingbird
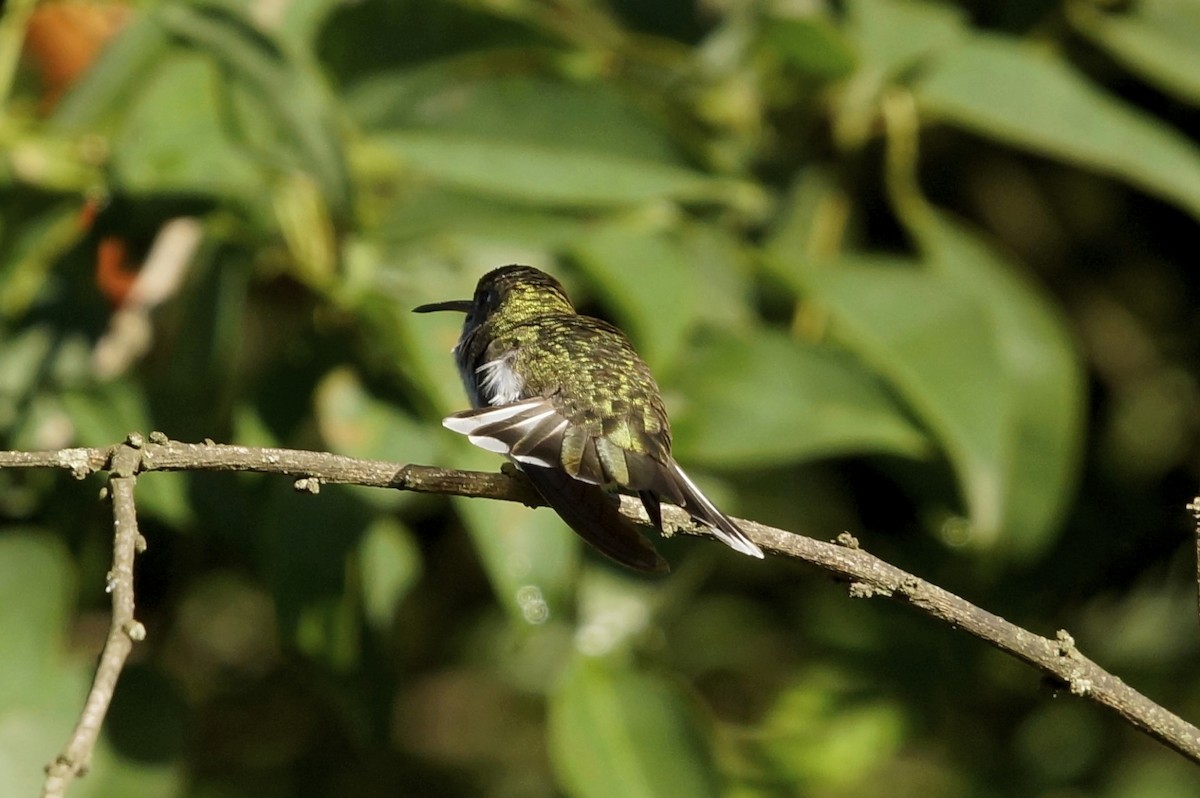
[413,265,764,573]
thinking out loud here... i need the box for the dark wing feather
[443,400,762,560]
[521,465,668,573]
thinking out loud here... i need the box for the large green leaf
[670,331,929,468]
[373,187,587,250]
[548,657,721,798]
[804,259,1010,543]
[848,0,967,80]
[372,131,745,208]
[1069,0,1200,107]
[571,222,759,371]
[834,0,967,147]
[760,15,858,79]
[915,33,1200,221]
[51,10,173,131]
[109,55,267,198]
[155,3,351,214]
[350,71,685,164]
[913,213,1085,555]
[570,224,702,370]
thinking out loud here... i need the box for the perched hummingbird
[414,265,764,573]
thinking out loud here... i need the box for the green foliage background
[1,0,1199,795]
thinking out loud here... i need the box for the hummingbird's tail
[659,462,765,559]
[521,464,670,573]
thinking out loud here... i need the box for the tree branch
[3,436,1197,795]
[41,442,147,798]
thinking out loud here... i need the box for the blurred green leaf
[1069,0,1200,107]
[51,11,173,131]
[0,325,53,430]
[549,657,721,798]
[804,259,1009,542]
[760,16,858,79]
[834,0,967,148]
[670,331,929,468]
[913,213,1085,555]
[916,33,1200,220]
[848,0,967,79]
[314,367,438,509]
[373,131,744,208]
[58,382,192,527]
[762,166,848,270]
[351,71,685,164]
[571,224,701,369]
[155,3,351,214]
[454,476,578,625]
[0,532,72,702]
[373,187,587,250]
[258,479,371,670]
[0,202,88,318]
[757,669,905,789]
[0,532,181,797]
[109,55,267,198]
[358,516,422,632]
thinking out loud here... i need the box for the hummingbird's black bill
[413,300,473,314]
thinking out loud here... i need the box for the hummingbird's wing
[442,397,668,571]
[443,399,764,560]
[520,464,669,573]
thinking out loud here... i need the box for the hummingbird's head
[414,265,576,330]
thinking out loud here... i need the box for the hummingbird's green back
[416,264,764,571]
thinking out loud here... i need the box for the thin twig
[41,443,147,798]
[3,437,1198,791]
[1189,496,1200,632]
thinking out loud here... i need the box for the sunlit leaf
[913,213,1085,555]
[358,517,422,631]
[549,657,721,798]
[758,668,905,789]
[1069,0,1200,107]
[670,331,929,467]
[109,55,266,198]
[571,224,701,370]
[373,132,745,208]
[848,0,967,79]
[351,71,685,164]
[761,15,858,78]
[916,33,1200,220]
[804,259,1010,542]
[155,3,351,214]
[374,187,586,251]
